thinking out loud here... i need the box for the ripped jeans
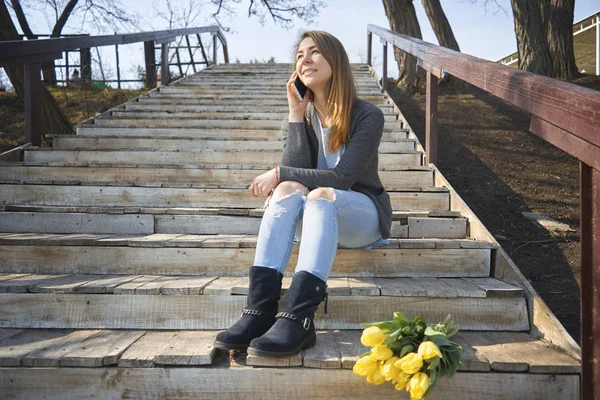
[253,184,385,281]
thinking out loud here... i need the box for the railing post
[382,40,387,90]
[24,63,42,147]
[65,51,69,86]
[144,40,156,88]
[79,48,92,82]
[161,42,170,86]
[367,31,372,67]
[425,72,438,165]
[580,162,600,400]
[213,34,218,66]
[115,44,121,89]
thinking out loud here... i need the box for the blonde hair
[292,31,357,152]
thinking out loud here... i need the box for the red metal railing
[367,24,599,400]
[0,26,228,148]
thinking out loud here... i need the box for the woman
[214,30,392,357]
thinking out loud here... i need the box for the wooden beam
[425,71,438,165]
[23,63,42,147]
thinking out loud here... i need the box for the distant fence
[367,24,599,400]
[0,26,229,146]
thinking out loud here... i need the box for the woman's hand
[249,168,279,198]
[287,71,312,122]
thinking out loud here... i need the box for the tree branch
[51,0,79,37]
[9,0,36,38]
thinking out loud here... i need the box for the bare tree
[0,1,73,139]
[510,0,554,76]
[6,0,139,84]
[544,0,578,79]
[421,0,459,51]
[381,0,425,95]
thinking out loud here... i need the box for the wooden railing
[0,26,228,147]
[367,24,599,400]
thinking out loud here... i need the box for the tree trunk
[421,0,460,51]
[381,0,425,95]
[544,0,579,79]
[0,2,74,142]
[510,0,554,76]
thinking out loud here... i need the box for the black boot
[213,266,283,351]
[247,271,328,358]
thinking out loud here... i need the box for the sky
[3,0,599,89]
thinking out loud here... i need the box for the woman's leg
[247,187,381,357]
[214,181,309,352]
[253,181,309,274]
[294,187,381,281]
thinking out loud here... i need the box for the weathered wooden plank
[75,275,142,294]
[373,278,426,296]
[413,278,459,297]
[128,234,185,248]
[464,278,523,297]
[0,329,75,366]
[440,278,486,298]
[0,245,491,278]
[0,166,434,189]
[159,277,217,295]
[246,352,303,367]
[118,331,179,367]
[0,367,580,400]
[453,332,491,372]
[0,274,66,293]
[323,278,351,296]
[29,274,101,294]
[59,330,145,367]
[21,330,102,367]
[133,276,182,295]
[303,330,342,369]
[203,277,249,295]
[0,273,29,283]
[0,212,154,234]
[0,328,26,343]
[408,217,467,239]
[0,294,530,331]
[154,331,217,365]
[200,235,246,248]
[112,276,163,294]
[462,331,530,372]
[334,330,369,369]
[347,277,380,296]
[156,215,261,235]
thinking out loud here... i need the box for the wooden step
[0,210,466,238]
[135,97,390,107]
[107,110,399,121]
[51,136,413,152]
[0,275,526,330]
[176,80,380,88]
[158,86,383,95]
[0,165,434,189]
[0,185,449,210]
[74,126,409,140]
[146,93,387,103]
[0,234,493,277]
[23,150,422,168]
[122,103,396,113]
[91,118,402,131]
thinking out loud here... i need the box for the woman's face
[295,37,332,92]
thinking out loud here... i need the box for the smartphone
[292,75,308,101]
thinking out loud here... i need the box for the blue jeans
[253,186,387,281]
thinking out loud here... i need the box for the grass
[0,85,146,153]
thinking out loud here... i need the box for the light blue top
[315,113,345,170]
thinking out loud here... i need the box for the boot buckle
[302,317,311,331]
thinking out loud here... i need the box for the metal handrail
[367,24,598,400]
[0,25,228,148]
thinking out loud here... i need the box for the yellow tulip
[366,364,386,385]
[382,356,400,381]
[371,344,393,361]
[360,326,388,347]
[418,341,443,360]
[394,352,423,375]
[406,372,430,400]
[352,354,378,377]
[393,371,409,391]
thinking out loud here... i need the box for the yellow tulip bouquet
[353,313,462,400]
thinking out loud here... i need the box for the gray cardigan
[278,98,393,239]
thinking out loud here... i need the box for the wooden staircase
[0,63,581,399]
